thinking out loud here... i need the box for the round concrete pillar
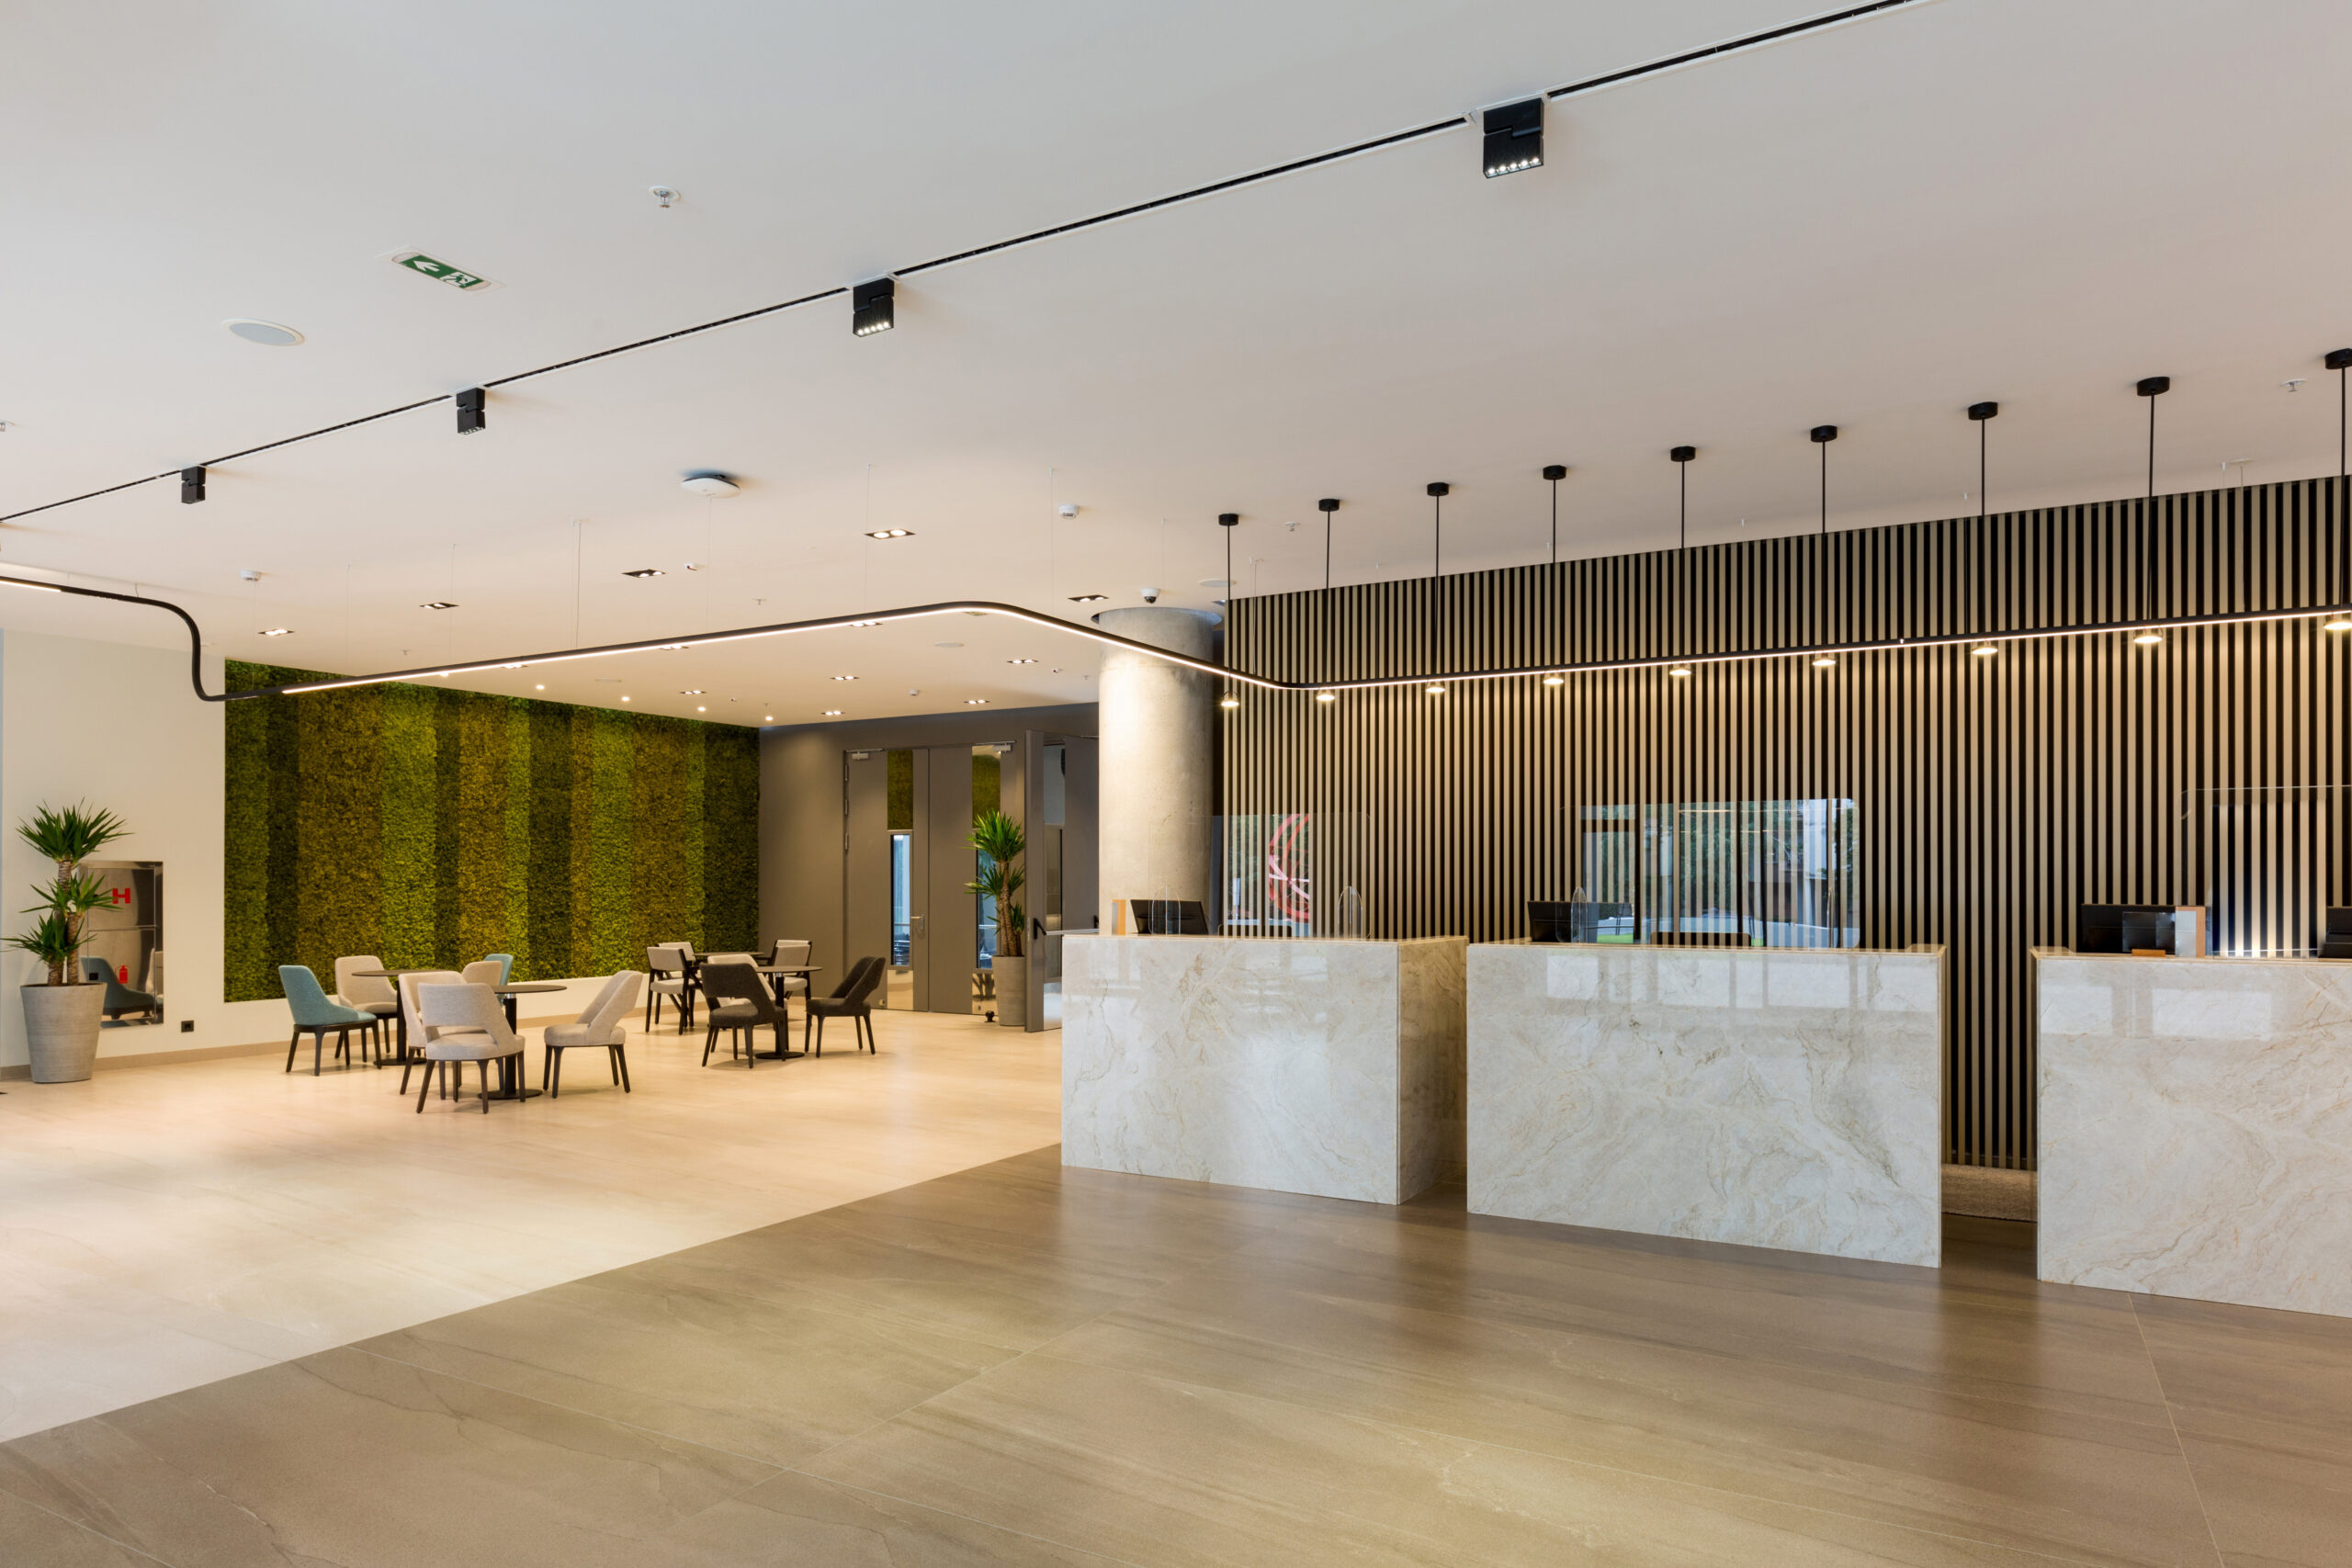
[1093,606,1222,933]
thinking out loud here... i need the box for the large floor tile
[802,1351,2141,1568]
[356,1266,1013,1466]
[1038,1268,2210,1567]
[0,1488,163,1567]
[2173,1424,2352,1568]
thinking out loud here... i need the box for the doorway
[845,744,1012,1014]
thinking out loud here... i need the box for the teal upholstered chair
[485,953,514,982]
[79,957,161,1022]
[279,964,374,1076]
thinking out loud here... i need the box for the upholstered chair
[700,960,784,1067]
[484,953,514,982]
[397,969,465,1093]
[767,940,812,1002]
[413,982,527,1113]
[81,956,162,1023]
[646,944,694,1031]
[334,955,399,1056]
[459,958,504,988]
[542,971,643,1097]
[279,964,375,1076]
[804,956,885,1057]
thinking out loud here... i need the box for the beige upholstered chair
[646,944,694,1031]
[542,971,643,1097]
[413,983,526,1113]
[768,940,812,1002]
[334,955,399,1057]
[397,969,464,1092]
[460,958,504,987]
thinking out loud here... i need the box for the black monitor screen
[2077,904,2176,954]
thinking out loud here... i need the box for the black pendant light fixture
[1542,464,1566,563]
[1426,482,1450,687]
[1318,497,1340,590]
[2133,376,2170,644]
[2326,351,2352,631]
[1217,512,1239,605]
[1669,446,1695,548]
[1810,425,1838,536]
[1967,401,1998,520]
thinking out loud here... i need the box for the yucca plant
[965,809,1027,959]
[12,803,128,985]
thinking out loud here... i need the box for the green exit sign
[388,250,500,292]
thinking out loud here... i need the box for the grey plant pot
[993,955,1027,1029]
[24,982,104,1083]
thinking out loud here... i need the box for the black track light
[1482,98,1544,177]
[456,387,486,434]
[180,466,206,504]
[852,277,895,336]
[1542,464,1567,481]
[2136,376,2171,398]
[1810,424,1838,444]
[1968,401,1999,421]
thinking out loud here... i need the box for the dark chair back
[826,956,879,1000]
[841,958,886,1008]
[700,960,777,1022]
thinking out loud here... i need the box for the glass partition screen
[1576,798,1860,948]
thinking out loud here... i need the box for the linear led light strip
[4,574,2345,705]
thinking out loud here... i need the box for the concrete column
[1092,606,1221,933]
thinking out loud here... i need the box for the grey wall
[758,704,1098,990]
[1226,476,2352,1171]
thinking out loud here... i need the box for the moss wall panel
[222,663,755,1001]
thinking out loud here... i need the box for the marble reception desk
[1468,942,1945,1267]
[2037,948,2352,1316]
[1062,935,1467,1204]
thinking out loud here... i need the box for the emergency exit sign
[388,251,499,291]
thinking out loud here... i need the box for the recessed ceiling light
[680,689,703,694]
[821,709,842,716]
[865,528,913,540]
[965,698,989,705]
[421,601,458,610]
[536,684,546,690]
[1006,658,1035,664]
[621,695,630,702]
[831,674,857,681]
[934,641,963,649]
[1200,578,1228,589]
[681,472,739,497]
[1068,593,1107,604]
[848,619,881,628]
[623,568,665,579]
[696,706,706,712]
[258,627,292,637]
[223,319,304,347]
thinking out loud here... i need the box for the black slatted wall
[1223,476,2352,1169]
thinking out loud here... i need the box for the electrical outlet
[179,1020,194,1032]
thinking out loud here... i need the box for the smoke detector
[1057,502,1079,518]
[681,471,739,497]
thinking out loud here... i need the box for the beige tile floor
[0,1006,1061,1441]
[6,1149,2351,1566]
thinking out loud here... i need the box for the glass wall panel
[1574,797,1860,947]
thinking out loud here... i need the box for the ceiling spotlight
[223,319,304,347]
[2133,631,2164,645]
[1007,658,1035,664]
[681,471,739,497]
[696,706,706,712]
[1542,674,1565,686]
[536,684,546,690]
[621,695,631,702]
[455,387,486,435]
[852,276,895,335]
[965,698,989,705]
[181,466,207,504]
[1811,657,1837,668]
[1668,666,1692,678]
[1315,691,1337,703]
[2325,618,2352,632]
[821,709,842,716]
[258,627,292,637]
[680,689,704,695]
[1972,644,2000,657]
[1219,695,1240,709]
[623,568,665,579]
[1069,593,1107,604]
[421,601,458,610]
[847,619,882,628]
[865,528,913,539]
[831,674,857,681]
[1481,97,1544,177]
[764,714,775,720]
[1426,683,1446,695]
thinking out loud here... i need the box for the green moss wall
[224,661,759,1001]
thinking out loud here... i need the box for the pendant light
[1968,402,1999,655]
[2328,350,2352,631]
[2133,377,2169,645]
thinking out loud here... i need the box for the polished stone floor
[5,1145,2348,1567]
[0,1007,1062,1440]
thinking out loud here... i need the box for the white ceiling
[6,0,2352,723]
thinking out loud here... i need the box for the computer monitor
[1527,900,1630,943]
[2077,904,2177,954]
[1128,898,1209,935]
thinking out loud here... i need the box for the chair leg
[701,1022,717,1066]
[286,1028,300,1072]
[480,1061,492,1113]
[415,1061,435,1112]
[312,1028,323,1076]
[613,1044,631,1092]
[549,1047,562,1099]
[607,1047,619,1084]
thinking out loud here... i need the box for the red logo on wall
[108,887,132,905]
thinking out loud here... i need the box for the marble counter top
[1062,935,1467,1204]
[1468,942,1944,1267]
[2036,947,2352,1315]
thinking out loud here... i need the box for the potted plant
[966,809,1027,1029]
[6,803,128,1082]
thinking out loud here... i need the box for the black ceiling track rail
[12,569,2344,712]
[0,0,1932,531]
